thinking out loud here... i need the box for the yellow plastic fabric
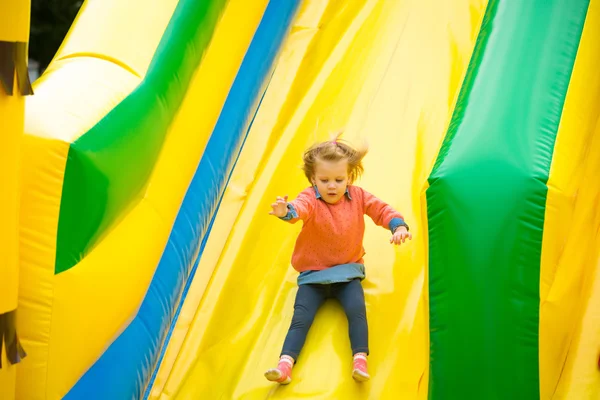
[0,0,29,316]
[17,0,178,396]
[16,0,267,398]
[150,0,487,398]
[0,2,30,399]
[539,0,600,398]
[0,2,30,41]
[25,0,180,144]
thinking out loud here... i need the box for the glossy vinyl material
[10,0,600,398]
[0,2,30,399]
[55,0,228,273]
[24,0,179,144]
[426,0,589,398]
[17,0,268,397]
[64,0,298,398]
[17,0,181,396]
[149,0,486,398]
[539,0,600,398]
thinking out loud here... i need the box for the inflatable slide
[1,0,599,399]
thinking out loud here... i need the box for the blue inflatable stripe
[142,71,273,400]
[65,1,300,398]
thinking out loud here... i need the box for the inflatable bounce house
[1,0,599,398]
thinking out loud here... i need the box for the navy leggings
[281,279,368,360]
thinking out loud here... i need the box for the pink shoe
[265,355,294,384]
[352,353,370,382]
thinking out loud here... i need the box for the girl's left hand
[390,226,412,245]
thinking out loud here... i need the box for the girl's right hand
[269,195,289,217]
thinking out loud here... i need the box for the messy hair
[302,131,368,184]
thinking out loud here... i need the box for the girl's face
[311,158,349,204]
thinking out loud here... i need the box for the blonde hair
[302,132,368,184]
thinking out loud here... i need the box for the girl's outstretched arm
[362,188,405,228]
[361,187,411,245]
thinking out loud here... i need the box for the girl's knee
[290,305,318,329]
[345,302,367,321]
[290,317,310,330]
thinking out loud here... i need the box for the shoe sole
[265,369,291,385]
[352,369,371,382]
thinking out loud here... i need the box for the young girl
[265,135,412,384]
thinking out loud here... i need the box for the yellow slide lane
[151,0,487,398]
[540,0,600,398]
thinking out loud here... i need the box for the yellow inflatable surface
[152,0,486,398]
[0,2,31,400]
[2,0,599,398]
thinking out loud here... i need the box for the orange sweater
[282,185,406,272]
